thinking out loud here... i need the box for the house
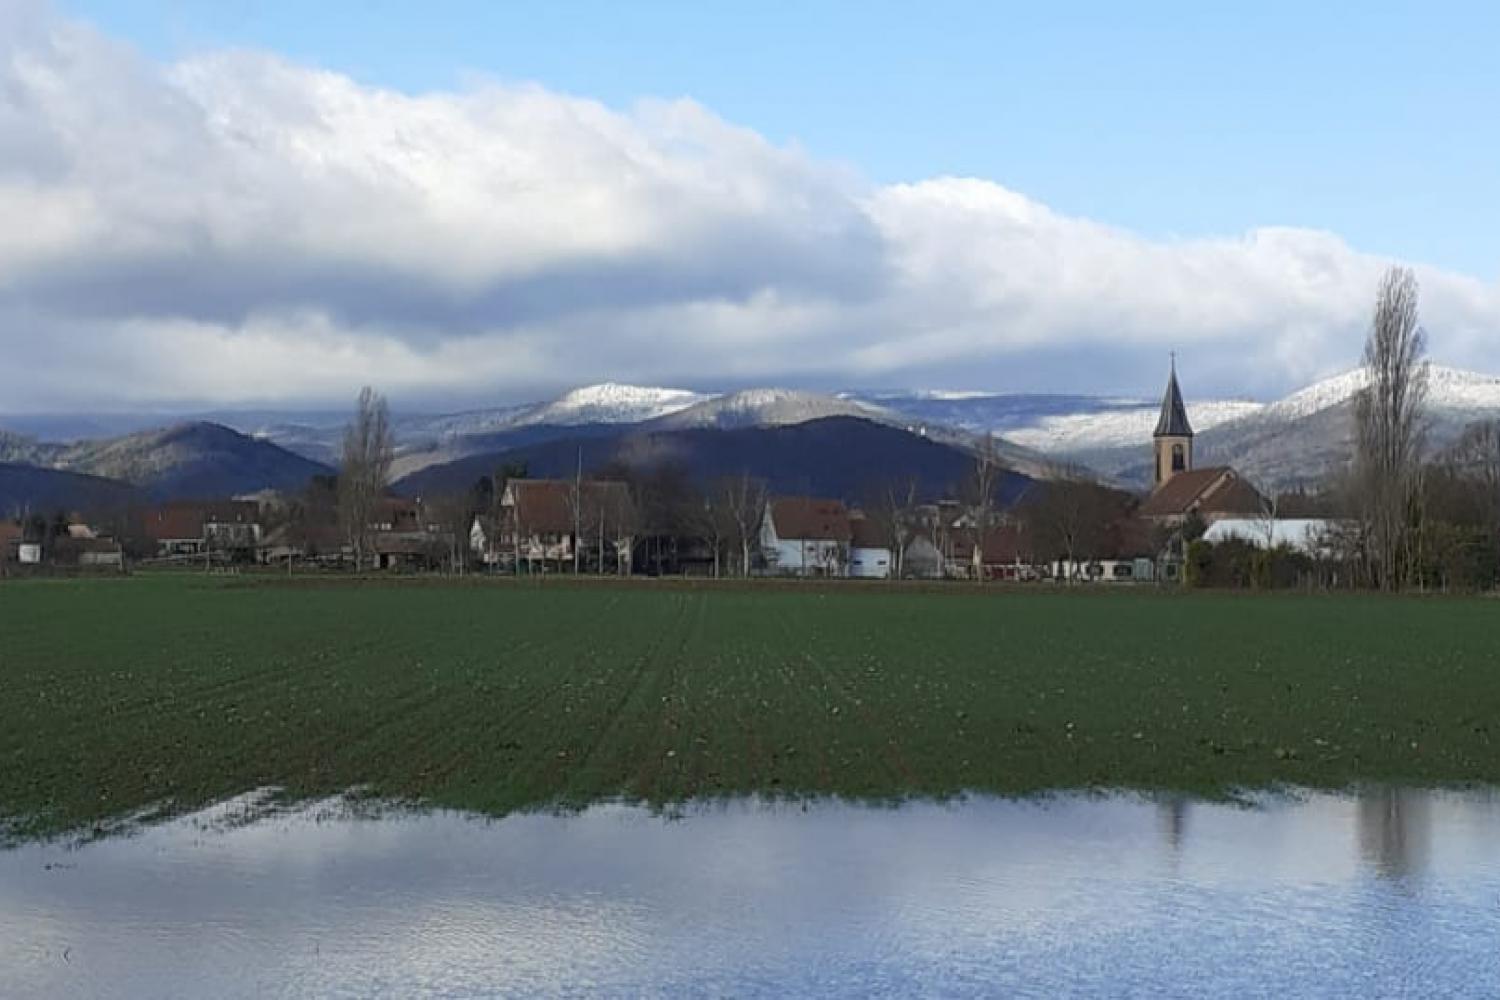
[140,501,262,561]
[0,520,21,564]
[72,537,125,569]
[494,479,635,573]
[1137,361,1264,527]
[848,514,893,579]
[0,518,124,570]
[759,497,851,576]
[948,523,1035,581]
[364,497,454,570]
[1049,516,1161,584]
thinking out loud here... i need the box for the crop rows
[2,577,1498,841]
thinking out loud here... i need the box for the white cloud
[1,0,1497,412]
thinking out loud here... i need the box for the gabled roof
[769,497,851,542]
[948,524,1027,564]
[1153,363,1194,438]
[503,479,634,535]
[849,515,887,549]
[139,501,259,542]
[1138,466,1263,519]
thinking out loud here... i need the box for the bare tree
[338,386,395,571]
[1019,464,1107,583]
[424,493,474,575]
[965,433,1005,582]
[1255,481,1280,552]
[1355,267,1428,591]
[719,472,767,577]
[567,448,584,574]
[1446,420,1500,529]
[872,475,920,580]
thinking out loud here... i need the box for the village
[0,365,1346,587]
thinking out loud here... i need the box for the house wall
[1051,558,1152,583]
[849,545,892,579]
[769,538,846,576]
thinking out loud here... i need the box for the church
[1136,360,1265,525]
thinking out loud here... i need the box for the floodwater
[3,790,1499,998]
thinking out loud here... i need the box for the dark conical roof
[1153,361,1193,438]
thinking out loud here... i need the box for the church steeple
[1152,355,1194,490]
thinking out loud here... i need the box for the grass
[2,575,1498,841]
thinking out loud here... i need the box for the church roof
[1153,364,1194,438]
[1139,467,1264,519]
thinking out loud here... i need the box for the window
[1171,443,1186,472]
[1112,564,1133,579]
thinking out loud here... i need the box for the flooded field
[4,788,1500,997]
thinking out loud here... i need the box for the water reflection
[3,788,1499,998]
[1357,786,1432,881]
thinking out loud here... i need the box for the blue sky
[63,0,1500,279]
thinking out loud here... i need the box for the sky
[3,0,1499,412]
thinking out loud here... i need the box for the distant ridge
[10,363,1500,500]
[395,415,1034,505]
[0,463,139,516]
[0,421,331,501]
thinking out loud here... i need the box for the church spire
[1151,355,1194,490]
[1153,354,1194,439]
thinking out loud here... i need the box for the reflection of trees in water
[1157,796,1190,856]
[1357,787,1431,881]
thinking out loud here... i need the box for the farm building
[946,524,1034,581]
[759,497,851,576]
[488,479,635,574]
[140,501,262,561]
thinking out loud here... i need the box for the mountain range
[4,364,1500,515]
[0,423,330,513]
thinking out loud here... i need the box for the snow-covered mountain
[12,365,1500,497]
[1064,365,1500,490]
[519,383,710,427]
[654,389,885,430]
[1261,365,1500,422]
[857,391,1263,453]
[398,383,707,441]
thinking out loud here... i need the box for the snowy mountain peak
[525,383,711,426]
[657,389,886,430]
[1265,365,1500,422]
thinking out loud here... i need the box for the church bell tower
[1152,356,1194,490]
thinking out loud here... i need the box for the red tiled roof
[769,497,851,542]
[848,515,887,549]
[506,480,633,535]
[139,500,259,541]
[1138,467,1263,519]
[949,524,1027,564]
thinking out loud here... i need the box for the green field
[2,576,1498,841]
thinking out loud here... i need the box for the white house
[848,515,893,579]
[760,497,851,577]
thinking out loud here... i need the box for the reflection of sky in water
[3,790,1499,997]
